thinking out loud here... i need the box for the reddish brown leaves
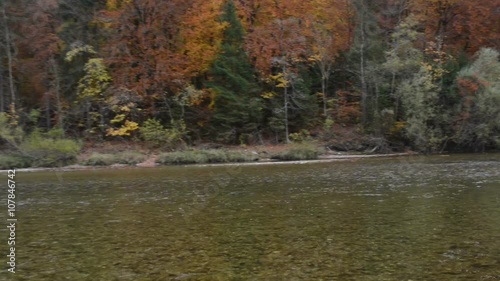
[411,0,500,54]
[103,0,191,107]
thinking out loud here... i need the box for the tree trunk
[390,71,400,119]
[86,101,91,131]
[283,64,290,144]
[322,72,327,117]
[277,19,290,144]
[2,6,15,113]
[360,48,367,124]
[323,60,333,118]
[360,9,368,125]
[45,93,51,129]
[0,61,4,113]
[51,58,64,130]
[374,80,381,136]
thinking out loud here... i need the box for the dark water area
[1,153,500,280]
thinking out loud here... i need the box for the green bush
[289,129,312,143]
[271,145,319,161]
[20,133,81,167]
[81,152,146,166]
[0,155,31,169]
[0,112,81,167]
[321,118,335,140]
[82,153,117,166]
[115,151,146,165]
[202,149,228,163]
[452,48,500,151]
[140,119,166,147]
[226,151,259,162]
[157,151,208,165]
[0,113,23,145]
[157,149,259,165]
[46,127,65,139]
[1,115,81,168]
[140,118,187,149]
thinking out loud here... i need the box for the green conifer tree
[206,0,262,144]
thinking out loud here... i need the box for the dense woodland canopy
[0,0,499,153]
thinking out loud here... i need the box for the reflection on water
[2,153,500,280]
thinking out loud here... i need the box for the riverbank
[5,137,498,173]
[0,149,417,173]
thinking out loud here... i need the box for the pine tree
[206,0,263,144]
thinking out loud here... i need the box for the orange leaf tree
[103,0,191,114]
[410,0,500,55]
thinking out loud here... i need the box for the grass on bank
[156,150,259,165]
[271,145,319,161]
[81,153,116,166]
[82,146,318,167]
[0,154,31,170]
[0,144,320,169]
[114,151,146,165]
[0,134,82,168]
[81,151,146,166]
[20,136,81,167]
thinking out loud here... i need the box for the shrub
[0,155,31,170]
[271,145,319,161]
[82,153,116,166]
[156,151,208,165]
[156,149,259,165]
[320,118,336,140]
[46,127,65,139]
[0,112,25,148]
[226,151,259,162]
[20,133,81,167]
[0,112,82,167]
[289,129,312,143]
[106,120,139,137]
[202,149,228,163]
[140,119,187,149]
[452,48,500,151]
[115,151,146,165]
[140,119,166,147]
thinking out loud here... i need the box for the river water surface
[2,153,500,280]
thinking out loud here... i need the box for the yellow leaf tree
[180,0,228,76]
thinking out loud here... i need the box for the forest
[0,0,499,167]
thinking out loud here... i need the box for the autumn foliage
[410,0,500,54]
[0,0,499,151]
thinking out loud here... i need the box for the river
[2,153,500,280]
